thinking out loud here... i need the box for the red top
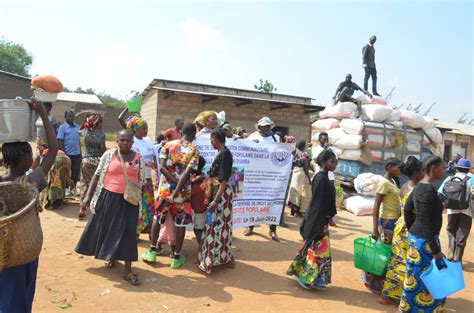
[191,175,207,213]
[104,153,140,194]
[162,128,182,141]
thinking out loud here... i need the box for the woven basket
[0,181,42,271]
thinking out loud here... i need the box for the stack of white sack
[340,119,364,135]
[400,110,427,128]
[313,100,443,162]
[311,118,340,132]
[354,173,384,196]
[422,127,443,145]
[336,134,363,149]
[362,105,393,122]
[357,95,388,105]
[320,102,359,119]
[343,195,375,216]
[327,128,346,145]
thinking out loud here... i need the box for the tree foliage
[65,86,126,108]
[0,38,33,77]
[254,79,277,93]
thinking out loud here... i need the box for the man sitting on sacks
[332,73,372,116]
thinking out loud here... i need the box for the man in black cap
[362,35,380,96]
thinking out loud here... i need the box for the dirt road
[31,199,473,313]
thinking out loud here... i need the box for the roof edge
[142,78,314,102]
[0,70,31,81]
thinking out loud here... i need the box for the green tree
[254,79,277,93]
[0,38,33,77]
[70,86,126,108]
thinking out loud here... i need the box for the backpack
[443,176,470,209]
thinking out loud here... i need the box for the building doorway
[273,126,289,141]
[443,140,452,162]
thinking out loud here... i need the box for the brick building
[0,70,32,99]
[140,79,324,141]
[436,120,474,164]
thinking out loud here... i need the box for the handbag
[116,149,141,206]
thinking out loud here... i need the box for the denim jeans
[364,66,378,93]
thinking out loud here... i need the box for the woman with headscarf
[118,109,155,234]
[0,98,58,313]
[232,127,247,139]
[194,111,219,137]
[287,149,338,290]
[79,113,106,219]
[287,140,312,217]
[198,128,235,273]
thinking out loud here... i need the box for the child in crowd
[156,214,177,257]
[191,156,207,246]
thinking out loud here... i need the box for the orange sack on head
[31,75,64,93]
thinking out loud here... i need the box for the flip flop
[124,272,140,286]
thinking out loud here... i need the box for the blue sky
[1,0,472,122]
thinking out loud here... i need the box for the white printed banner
[194,136,294,229]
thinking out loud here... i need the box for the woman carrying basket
[0,98,58,313]
[76,129,145,285]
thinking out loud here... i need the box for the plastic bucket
[33,90,58,102]
[126,93,142,113]
[420,258,465,299]
[0,99,36,143]
[354,234,392,276]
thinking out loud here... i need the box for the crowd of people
[0,98,472,312]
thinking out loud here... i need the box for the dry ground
[32,200,473,313]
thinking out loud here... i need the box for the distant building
[0,70,31,99]
[140,79,324,141]
[50,92,123,133]
[436,120,474,164]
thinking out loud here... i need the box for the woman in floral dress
[287,149,338,290]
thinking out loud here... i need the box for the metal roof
[142,78,324,112]
[0,70,31,81]
[435,120,474,136]
[57,92,102,105]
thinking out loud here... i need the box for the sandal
[124,272,140,286]
[105,260,116,269]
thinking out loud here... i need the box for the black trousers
[446,213,472,262]
[364,66,378,93]
[68,154,82,185]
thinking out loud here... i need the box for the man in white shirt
[312,132,337,181]
[438,158,472,262]
[247,117,281,143]
[245,117,281,242]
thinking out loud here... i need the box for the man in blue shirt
[57,110,82,195]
